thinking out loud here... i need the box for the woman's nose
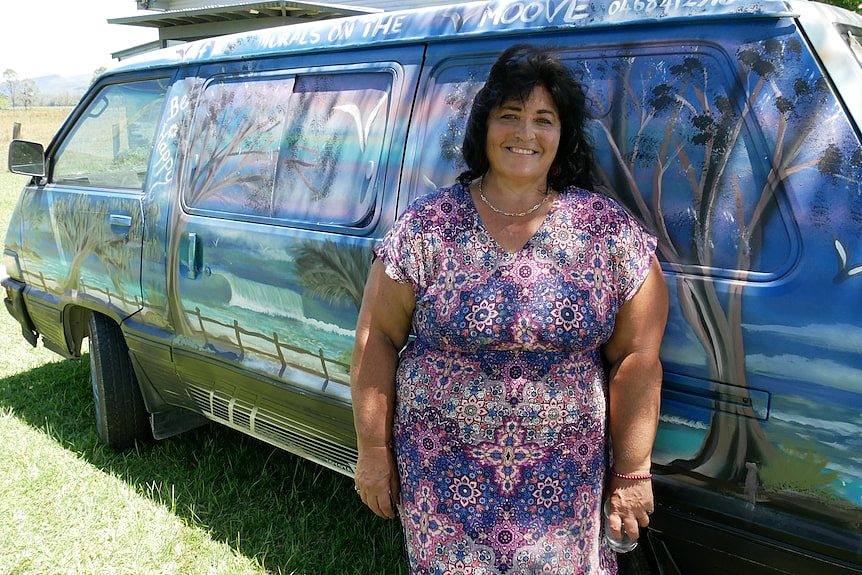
[514,118,535,140]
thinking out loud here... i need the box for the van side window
[186,71,392,227]
[581,49,795,280]
[408,63,489,196]
[53,79,169,190]
[415,47,795,280]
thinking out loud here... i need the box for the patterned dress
[376,182,656,575]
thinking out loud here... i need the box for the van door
[168,46,422,474]
[16,78,169,350]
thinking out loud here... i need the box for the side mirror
[8,140,45,178]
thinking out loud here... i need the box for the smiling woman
[351,44,667,575]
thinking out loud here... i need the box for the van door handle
[109,214,132,227]
[187,232,200,279]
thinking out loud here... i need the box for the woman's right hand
[355,445,400,518]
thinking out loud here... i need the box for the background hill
[31,73,91,106]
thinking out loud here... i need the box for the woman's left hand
[604,475,654,543]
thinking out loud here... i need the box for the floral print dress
[375,182,656,575]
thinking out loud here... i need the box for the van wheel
[617,542,656,575]
[88,312,151,448]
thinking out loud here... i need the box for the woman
[351,44,667,574]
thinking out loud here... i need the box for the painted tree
[293,240,374,311]
[586,37,844,482]
[53,195,140,296]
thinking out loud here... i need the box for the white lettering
[328,20,355,41]
[564,0,589,21]
[372,15,394,35]
[521,2,543,22]
[547,0,573,21]
[501,3,523,24]
[480,5,504,26]
[362,15,407,37]
[151,122,178,186]
[169,96,180,119]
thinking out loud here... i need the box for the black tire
[88,312,151,448]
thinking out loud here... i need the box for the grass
[0,109,409,574]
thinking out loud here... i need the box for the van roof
[112,0,799,73]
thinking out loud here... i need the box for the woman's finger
[623,515,641,540]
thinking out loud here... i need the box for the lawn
[0,108,408,575]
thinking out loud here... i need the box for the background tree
[3,68,19,108]
[820,0,861,12]
[91,66,107,86]
[19,79,37,109]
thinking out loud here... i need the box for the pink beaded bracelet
[612,470,653,481]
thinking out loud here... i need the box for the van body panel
[3,0,860,572]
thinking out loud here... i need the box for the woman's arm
[351,259,415,519]
[602,256,668,542]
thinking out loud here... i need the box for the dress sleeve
[373,202,429,294]
[608,204,658,304]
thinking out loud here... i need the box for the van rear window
[185,71,392,228]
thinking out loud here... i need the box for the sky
[0,0,158,79]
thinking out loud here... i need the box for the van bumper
[2,276,38,347]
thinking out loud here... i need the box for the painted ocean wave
[659,414,709,430]
[769,410,862,437]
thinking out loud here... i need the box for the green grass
[0,109,409,574]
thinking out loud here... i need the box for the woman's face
[484,84,561,188]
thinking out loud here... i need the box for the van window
[414,46,795,279]
[53,79,169,189]
[186,71,392,227]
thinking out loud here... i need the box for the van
[3,0,861,572]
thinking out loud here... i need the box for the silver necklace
[477,176,551,218]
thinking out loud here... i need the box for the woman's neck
[479,173,551,210]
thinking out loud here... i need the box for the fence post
[318,348,330,385]
[112,124,120,159]
[194,307,208,344]
[12,122,21,140]
[234,319,244,359]
[273,331,287,376]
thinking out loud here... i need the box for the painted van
[3,0,861,572]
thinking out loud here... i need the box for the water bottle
[603,500,638,553]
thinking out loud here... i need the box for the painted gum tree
[585,37,841,483]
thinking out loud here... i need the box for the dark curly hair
[458,44,596,191]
